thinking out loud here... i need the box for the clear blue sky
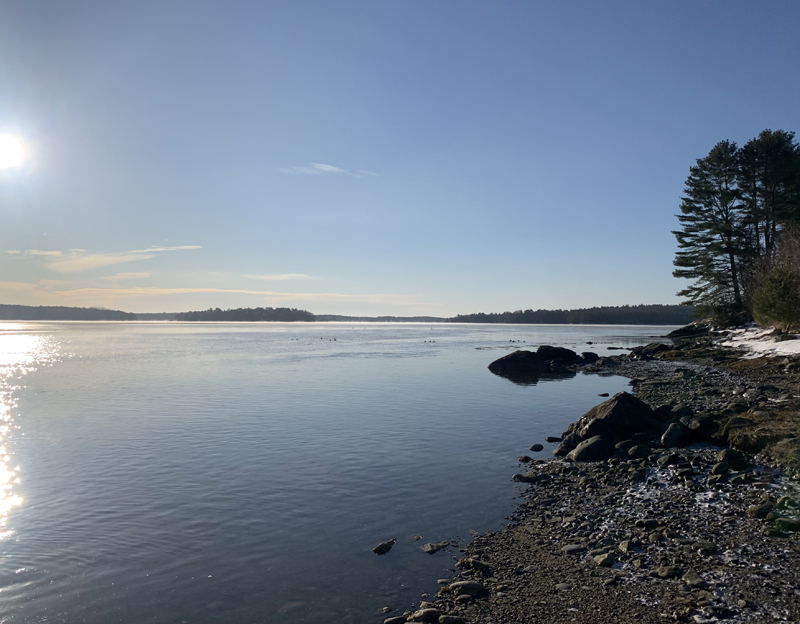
[1,1,798,315]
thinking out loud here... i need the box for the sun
[0,134,26,169]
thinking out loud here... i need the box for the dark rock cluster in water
[487,345,597,385]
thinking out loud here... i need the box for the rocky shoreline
[384,329,800,624]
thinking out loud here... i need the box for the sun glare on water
[0,134,26,169]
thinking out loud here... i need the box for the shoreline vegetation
[0,303,695,325]
[385,325,800,624]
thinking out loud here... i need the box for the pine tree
[673,140,745,313]
[737,129,800,264]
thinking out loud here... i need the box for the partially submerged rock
[487,346,583,385]
[373,538,396,555]
[421,540,450,554]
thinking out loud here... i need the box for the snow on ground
[718,326,800,358]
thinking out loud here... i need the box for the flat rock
[561,544,585,555]
[421,540,450,554]
[448,581,485,596]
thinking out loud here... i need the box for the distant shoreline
[0,303,695,325]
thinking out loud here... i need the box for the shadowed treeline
[0,303,694,324]
[0,304,136,321]
[449,304,695,325]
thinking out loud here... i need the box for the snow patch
[718,327,800,358]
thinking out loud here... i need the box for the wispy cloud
[101,272,152,281]
[242,273,316,281]
[277,163,378,178]
[5,246,201,273]
[0,281,39,291]
[0,281,444,314]
[45,286,435,307]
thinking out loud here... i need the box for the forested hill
[173,307,316,322]
[0,304,136,321]
[449,305,694,325]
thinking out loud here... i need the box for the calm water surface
[0,322,673,623]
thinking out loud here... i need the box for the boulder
[722,416,756,439]
[567,436,614,462]
[681,412,716,439]
[570,392,656,441]
[581,351,599,363]
[628,444,651,459]
[716,448,748,471]
[535,345,583,363]
[661,422,689,447]
[488,346,582,384]
[411,608,441,622]
[553,432,584,456]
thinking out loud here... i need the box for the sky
[0,1,798,316]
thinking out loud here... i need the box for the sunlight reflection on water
[0,324,60,537]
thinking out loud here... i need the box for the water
[0,322,673,623]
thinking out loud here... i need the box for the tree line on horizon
[673,129,800,329]
[449,304,694,325]
[0,303,694,325]
[0,304,136,321]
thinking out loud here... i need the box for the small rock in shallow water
[529,443,544,452]
[373,538,396,555]
[545,436,562,443]
[384,617,406,624]
[421,540,450,554]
